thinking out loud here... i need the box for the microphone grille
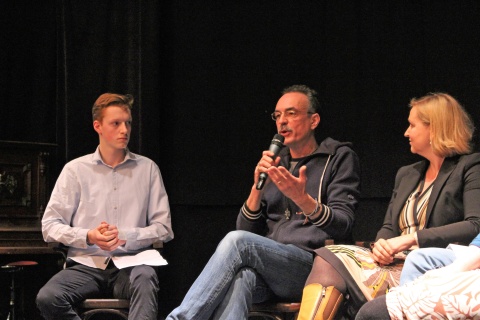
[273,134,285,143]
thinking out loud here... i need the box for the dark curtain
[3,1,480,205]
[55,0,164,163]
[0,1,57,143]
[160,1,480,205]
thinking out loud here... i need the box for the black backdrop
[2,0,480,317]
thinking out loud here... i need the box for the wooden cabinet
[0,141,62,319]
[0,140,57,253]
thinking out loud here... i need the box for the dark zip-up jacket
[237,137,361,252]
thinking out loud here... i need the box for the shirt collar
[91,146,138,167]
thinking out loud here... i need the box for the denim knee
[400,248,455,285]
[405,248,454,271]
[216,230,250,254]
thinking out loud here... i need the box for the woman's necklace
[412,168,438,226]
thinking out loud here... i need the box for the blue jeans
[400,247,456,285]
[36,262,159,320]
[166,230,313,320]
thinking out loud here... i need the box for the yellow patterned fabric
[323,183,433,302]
[387,269,480,319]
[326,245,404,301]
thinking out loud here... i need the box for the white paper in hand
[111,249,168,269]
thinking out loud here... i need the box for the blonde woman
[297,93,480,320]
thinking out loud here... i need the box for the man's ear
[311,113,320,129]
[93,120,102,135]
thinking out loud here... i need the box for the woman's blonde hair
[410,92,474,157]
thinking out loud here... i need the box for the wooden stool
[1,260,38,320]
[77,298,130,320]
[249,301,301,320]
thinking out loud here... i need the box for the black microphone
[256,134,285,190]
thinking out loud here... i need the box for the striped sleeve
[241,202,263,220]
[308,204,332,227]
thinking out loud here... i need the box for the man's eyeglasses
[271,110,315,121]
